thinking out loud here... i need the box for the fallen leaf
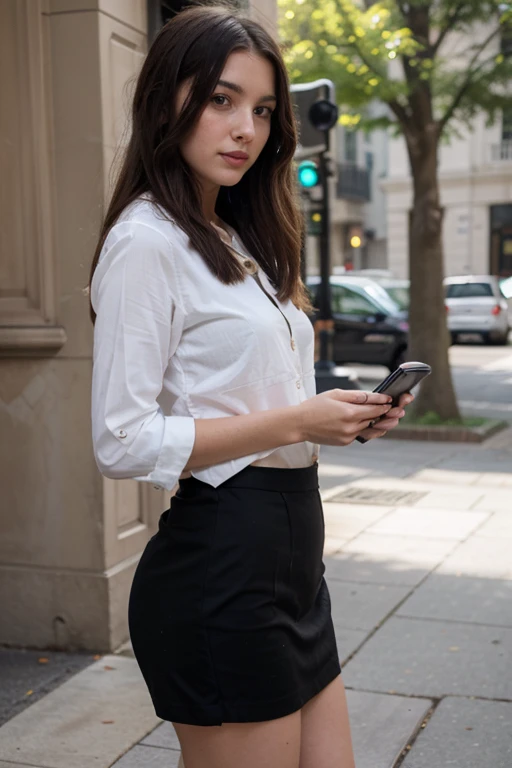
[26,690,33,696]
[93,654,101,660]
[38,658,49,664]
[101,720,115,724]
[103,665,115,671]
[449,646,460,652]
[465,727,473,731]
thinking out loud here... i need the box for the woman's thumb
[328,389,369,403]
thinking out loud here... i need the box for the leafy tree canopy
[278,0,512,140]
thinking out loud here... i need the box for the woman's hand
[356,392,414,442]
[296,389,394,447]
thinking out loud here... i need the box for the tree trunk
[406,132,461,421]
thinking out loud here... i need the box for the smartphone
[356,361,431,444]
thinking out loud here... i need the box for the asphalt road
[351,337,512,423]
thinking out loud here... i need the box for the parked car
[444,275,510,345]
[499,275,512,299]
[306,275,409,371]
[364,276,410,312]
[338,270,411,312]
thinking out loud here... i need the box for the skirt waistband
[180,462,319,493]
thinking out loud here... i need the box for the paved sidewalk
[1,428,511,768]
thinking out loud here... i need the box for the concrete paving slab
[346,689,431,768]
[141,722,181,750]
[0,763,41,768]
[324,503,392,540]
[324,537,350,555]
[112,745,181,768]
[409,469,482,485]
[438,536,512,579]
[396,573,512,627]
[472,489,511,511]
[342,616,512,700]
[474,472,512,487]
[335,628,368,664]
[367,507,489,540]
[474,512,512,538]
[0,655,160,768]
[0,648,96,728]
[402,697,512,768]
[329,580,411,632]
[325,535,457,586]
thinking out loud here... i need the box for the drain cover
[329,488,427,506]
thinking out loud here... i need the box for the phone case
[356,362,431,444]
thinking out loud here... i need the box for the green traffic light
[298,160,319,188]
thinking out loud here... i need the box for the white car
[444,275,510,345]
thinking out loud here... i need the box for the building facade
[0,0,276,652]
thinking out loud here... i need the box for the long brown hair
[88,1,311,323]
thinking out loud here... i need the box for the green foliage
[278,0,512,138]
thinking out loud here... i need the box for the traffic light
[297,160,320,189]
[307,210,323,236]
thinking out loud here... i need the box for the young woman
[89,5,412,767]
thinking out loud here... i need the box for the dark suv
[307,276,409,371]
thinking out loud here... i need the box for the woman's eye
[211,95,273,117]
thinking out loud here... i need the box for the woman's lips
[220,154,248,167]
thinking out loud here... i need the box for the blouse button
[290,339,296,351]
[117,429,127,438]
[243,259,257,274]
[296,380,301,389]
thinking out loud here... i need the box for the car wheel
[450,332,458,345]
[482,332,492,345]
[494,329,510,345]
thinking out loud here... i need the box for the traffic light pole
[292,79,360,392]
[315,143,335,371]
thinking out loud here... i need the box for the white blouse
[90,197,319,491]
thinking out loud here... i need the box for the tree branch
[388,98,413,129]
[431,1,466,56]
[438,25,504,132]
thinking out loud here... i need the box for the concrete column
[0,0,164,652]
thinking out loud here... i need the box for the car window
[361,284,400,314]
[387,286,410,310]
[334,286,378,315]
[445,283,493,298]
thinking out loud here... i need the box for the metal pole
[315,132,335,371]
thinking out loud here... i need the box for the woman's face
[176,50,277,207]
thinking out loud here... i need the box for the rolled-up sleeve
[90,221,195,491]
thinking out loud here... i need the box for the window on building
[344,130,357,164]
[502,107,512,141]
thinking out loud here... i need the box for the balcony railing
[336,163,371,202]
[490,141,512,162]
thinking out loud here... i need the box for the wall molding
[0,1,63,353]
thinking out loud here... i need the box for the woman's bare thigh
[173,710,301,768]
[299,675,355,768]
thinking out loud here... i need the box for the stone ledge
[384,419,508,443]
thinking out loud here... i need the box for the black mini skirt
[128,463,341,726]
